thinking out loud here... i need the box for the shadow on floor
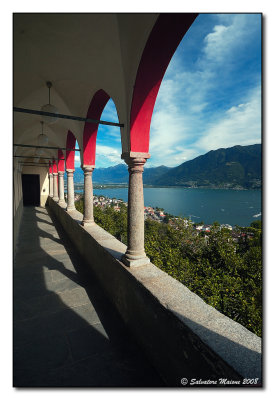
[13,206,164,388]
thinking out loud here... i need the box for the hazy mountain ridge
[73,164,171,184]
[72,144,261,189]
[154,144,261,188]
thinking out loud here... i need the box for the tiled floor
[13,206,164,387]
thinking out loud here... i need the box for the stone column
[66,169,76,211]
[82,165,95,225]
[58,171,66,206]
[49,173,53,197]
[121,153,150,267]
[53,173,59,201]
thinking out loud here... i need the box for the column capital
[66,169,75,178]
[53,172,58,176]
[81,165,95,174]
[121,152,150,160]
[121,152,150,174]
[58,170,65,176]
[123,157,148,174]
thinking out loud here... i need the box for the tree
[250,220,262,229]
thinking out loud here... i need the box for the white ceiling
[13,13,158,164]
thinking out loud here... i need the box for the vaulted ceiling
[13,13,158,162]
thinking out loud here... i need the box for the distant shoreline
[67,185,261,226]
[68,183,261,191]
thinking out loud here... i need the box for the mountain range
[72,144,261,189]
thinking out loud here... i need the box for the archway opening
[94,98,122,170]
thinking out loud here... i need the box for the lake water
[75,187,261,227]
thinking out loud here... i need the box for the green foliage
[75,198,84,214]
[75,198,262,337]
[75,199,128,245]
[250,220,262,229]
[144,219,262,337]
[94,205,128,244]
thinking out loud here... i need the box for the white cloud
[149,84,261,168]
[95,145,121,165]
[204,25,229,59]
[196,85,261,152]
[149,70,213,166]
[203,14,260,63]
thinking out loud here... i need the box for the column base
[66,206,76,212]
[58,200,66,206]
[121,254,150,267]
[81,219,95,226]
[53,196,59,202]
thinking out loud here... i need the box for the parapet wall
[48,197,262,387]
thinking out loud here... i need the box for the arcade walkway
[13,206,163,387]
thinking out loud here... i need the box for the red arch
[52,158,57,173]
[130,13,198,153]
[83,89,110,166]
[58,149,65,172]
[66,131,76,170]
[48,161,52,174]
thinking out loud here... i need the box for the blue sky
[76,13,261,169]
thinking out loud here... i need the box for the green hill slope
[153,144,261,188]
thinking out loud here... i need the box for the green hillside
[154,144,261,188]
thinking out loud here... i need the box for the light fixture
[37,121,48,146]
[41,81,59,124]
